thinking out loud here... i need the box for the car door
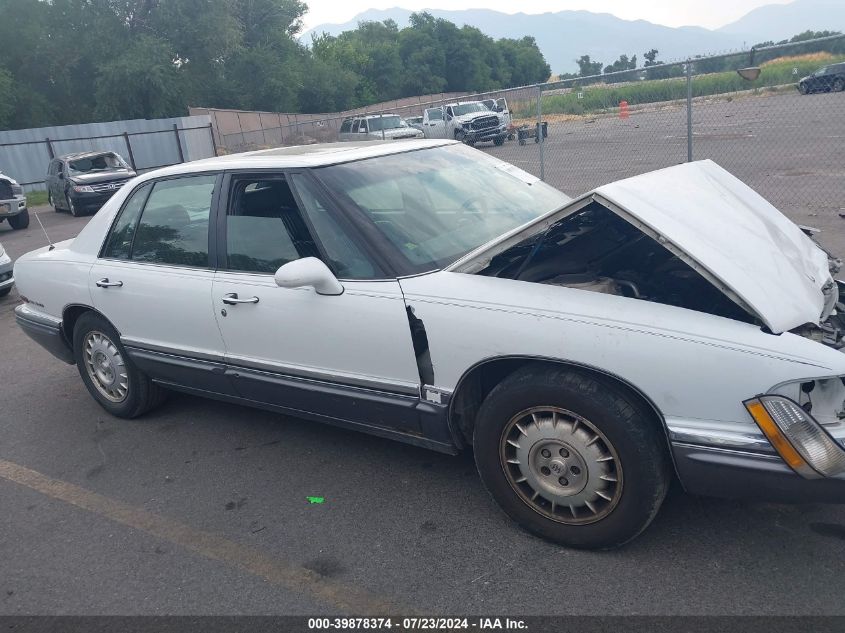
[210,171,424,434]
[423,108,446,139]
[89,173,234,394]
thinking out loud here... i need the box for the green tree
[576,55,603,78]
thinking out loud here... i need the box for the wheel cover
[499,406,623,525]
[83,331,129,403]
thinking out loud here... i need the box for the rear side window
[131,175,216,267]
[340,119,352,133]
[101,183,152,259]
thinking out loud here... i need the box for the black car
[797,62,845,94]
[46,152,137,217]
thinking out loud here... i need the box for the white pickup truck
[422,101,508,146]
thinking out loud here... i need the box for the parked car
[0,171,29,230]
[46,152,136,217]
[797,62,845,94]
[404,115,424,131]
[338,115,424,141]
[0,241,12,297]
[422,101,508,146]
[14,140,845,549]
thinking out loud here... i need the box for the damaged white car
[14,140,845,549]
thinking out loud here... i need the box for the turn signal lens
[745,396,845,478]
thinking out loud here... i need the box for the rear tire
[8,208,29,230]
[473,365,671,549]
[0,287,11,297]
[494,136,505,146]
[833,78,845,93]
[73,312,167,418]
[49,193,61,212]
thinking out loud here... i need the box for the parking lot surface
[3,164,845,615]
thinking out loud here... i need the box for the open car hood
[450,160,834,334]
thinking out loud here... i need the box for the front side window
[426,109,443,121]
[314,144,570,273]
[290,174,380,280]
[131,175,215,267]
[224,176,319,274]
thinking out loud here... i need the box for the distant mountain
[717,0,845,44]
[300,0,844,74]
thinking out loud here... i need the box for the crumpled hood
[454,112,500,125]
[71,170,136,185]
[451,160,834,334]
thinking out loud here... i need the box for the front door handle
[222,293,259,305]
[96,278,123,288]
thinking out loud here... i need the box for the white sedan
[13,140,845,549]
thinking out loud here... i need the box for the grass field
[26,190,48,207]
[522,53,845,117]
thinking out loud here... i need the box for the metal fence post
[207,123,218,156]
[45,137,55,159]
[686,59,693,163]
[536,86,545,181]
[123,132,137,169]
[173,123,185,163]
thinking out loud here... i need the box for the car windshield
[367,116,405,131]
[453,103,489,116]
[314,144,570,273]
[68,153,128,175]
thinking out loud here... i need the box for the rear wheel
[473,365,671,549]
[833,78,845,93]
[49,192,61,212]
[73,312,167,418]
[8,208,29,230]
[493,136,505,146]
[0,287,10,297]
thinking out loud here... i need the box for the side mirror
[274,257,344,296]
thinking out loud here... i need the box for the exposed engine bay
[478,201,760,325]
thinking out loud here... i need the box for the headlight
[745,395,845,478]
[73,185,95,193]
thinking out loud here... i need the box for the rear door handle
[222,293,259,305]
[96,278,123,288]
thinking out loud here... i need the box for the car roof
[59,151,119,161]
[143,140,458,178]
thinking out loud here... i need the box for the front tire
[73,312,166,418]
[8,209,29,230]
[67,194,81,217]
[473,365,671,549]
[0,287,11,297]
[493,136,505,146]
[798,83,809,95]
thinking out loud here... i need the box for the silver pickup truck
[338,114,424,141]
[0,171,29,230]
[422,101,508,146]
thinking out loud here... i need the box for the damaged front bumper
[668,383,845,503]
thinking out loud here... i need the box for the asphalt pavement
[2,188,845,615]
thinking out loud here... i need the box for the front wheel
[67,194,81,217]
[8,208,29,230]
[0,287,10,297]
[798,83,809,95]
[73,312,167,418]
[473,365,671,549]
[493,136,505,146]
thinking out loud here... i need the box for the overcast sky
[301,0,793,31]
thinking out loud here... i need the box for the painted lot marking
[0,458,406,614]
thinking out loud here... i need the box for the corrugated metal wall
[0,115,216,191]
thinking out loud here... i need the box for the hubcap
[83,331,128,402]
[500,407,623,525]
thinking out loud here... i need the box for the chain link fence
[201,34,845,248]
